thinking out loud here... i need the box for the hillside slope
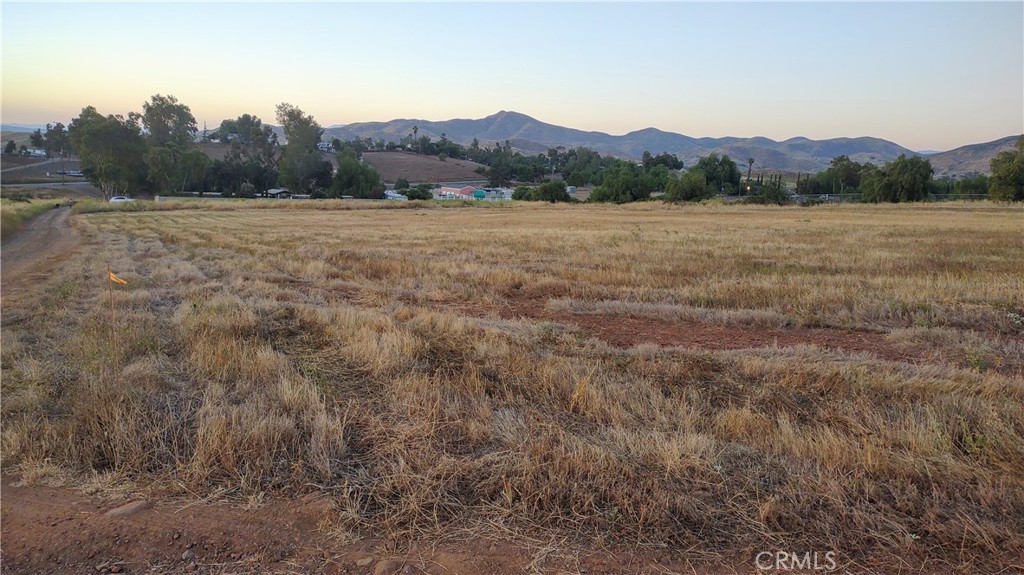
[324,111,986,172]
[923,135,1021,176]
[361,151,485,184]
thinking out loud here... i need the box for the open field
[2,201,1023,574]
[0,130,35,149]
[362,151,486,184]
[1,157,84,184]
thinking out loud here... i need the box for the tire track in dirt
[1,206,78,301]
[2,479,715,575]
[511,301,918,362]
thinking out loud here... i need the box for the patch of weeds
[49,281,78,299]
[965,346,996,373]
[954,416,990,457]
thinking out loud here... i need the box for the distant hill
[923,135,1021,177]
[1,130,35,148]
[361,151,486,184]
[0,124,44,133]
[324,111,1013,173]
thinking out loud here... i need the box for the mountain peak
[321,113,1004,174]
[487,110,533,121]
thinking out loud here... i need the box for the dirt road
[3,478,723,575]
[0,157,61,173]
[1,206,77,299]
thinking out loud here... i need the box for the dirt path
[1,206,77,299]
[0,157,60,173]
[513,302,921,363]
[0,479,737,575]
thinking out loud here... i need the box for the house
[435,185,476,200]
[265,188,291,198]
[488,188,514,200]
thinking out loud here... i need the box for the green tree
[217,119,237,142]
[238,182,256,198]
[488,150,513,187]
[695,153,741,194]
[136,94,197,148]
[180,147,210,193]
[4,140,16,155]
[395,177,410,190]
[68,106,149,198]
[988,136,1024,201]
[532,180,572,202]
[44,123,71,158]
[276,103,325,193]
[406,185,433,200]
[665,169,711,202]
[214,115,279,195]
[133,95,200,194]
[830,155,862,192]
[953,174,988,197]
[331,147,383,198]
[863,154,933,203]
[144,142,178,193]
[235,114,259,144]
[590,160,653,203]
[644,164,671,192]
[750,181,789,205]
[29,128,44,150]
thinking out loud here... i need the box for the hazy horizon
[2,2,1021,152]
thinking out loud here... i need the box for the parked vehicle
[109,196,135,203]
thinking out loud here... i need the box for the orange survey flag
[108,271,128,285]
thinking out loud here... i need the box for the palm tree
[747,157,755,182]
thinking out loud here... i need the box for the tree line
[585,139,1023,204]
[51,95,384,199]
[3,124,73,158]
[21,95,1024,204]
[792,143,1023,203]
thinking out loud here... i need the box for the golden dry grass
[3,201,1022,572]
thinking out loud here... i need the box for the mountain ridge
[323,111,1016,174]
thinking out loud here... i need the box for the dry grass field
[362,151,486,184]
[2,200,1023,573]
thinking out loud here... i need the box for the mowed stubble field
[2,200,1023,572]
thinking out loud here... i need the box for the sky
[2,2,1021,151]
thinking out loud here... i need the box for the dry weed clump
[3,201,1022,571]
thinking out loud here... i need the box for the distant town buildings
[432,186,513,201]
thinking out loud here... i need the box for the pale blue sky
[2,2,1021,151]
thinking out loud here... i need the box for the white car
[109,196,135,202]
